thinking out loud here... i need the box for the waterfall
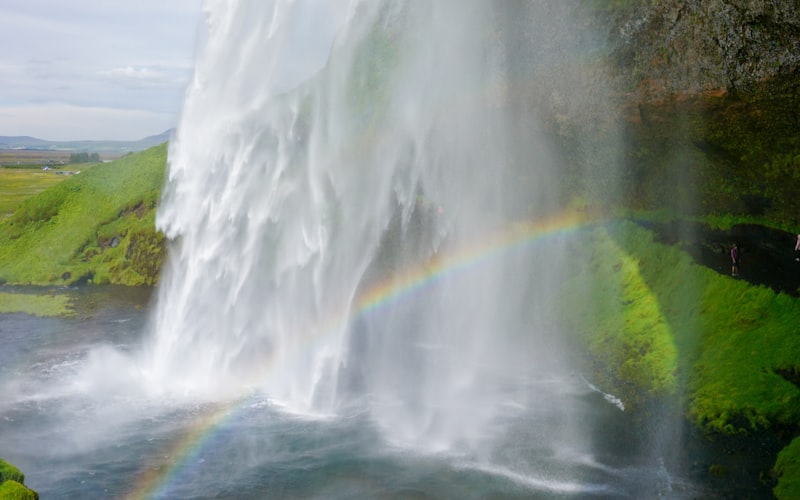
[146,0,596,449]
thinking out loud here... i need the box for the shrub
[0,459,23,484]
[774,437,800,500]
[0,480,38,500]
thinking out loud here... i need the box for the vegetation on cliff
[775,437,800,499]
[561,220,800,497]
[0,0,798,495]
[0,459,37,500]
[0,168,65,219]
[0,144,166,286]
[565,221,800,432]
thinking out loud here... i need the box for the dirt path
[636,220,800,297]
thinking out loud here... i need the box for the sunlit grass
[0,168,66,219]
[559,220,800,497]
[561,225,679,408]
[0,457,37,498]
[562,221,800,431]
[0,145,166,285]
[775,437,800,499]
[0,290,73,317]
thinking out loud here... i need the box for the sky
[0,1,202,141]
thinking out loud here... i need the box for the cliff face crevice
[610,0,800,100]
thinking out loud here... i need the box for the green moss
[615,77,800,229]
[0,291,73,317]
[0,169,66,219]
[0,480,38,500]
[561,225,679,409]
[0,459,37,500]
[708,463,728,478]
[0,144,166,286]
[774,437,800,500]
[0,459,23,484]
[562,221,800,433]
[685,282,800,433]
[125,227,166,286]
[559,219,800,498]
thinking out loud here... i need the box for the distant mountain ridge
[0,129,173,153]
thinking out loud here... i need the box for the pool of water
[0,287,772,499]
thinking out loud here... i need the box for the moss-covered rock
[0,459,38,500]
[126,228,166,286]
[560,218,800,498]
[561,219,800,428]
[774,437,800,500]
[0,459,23,484]
[561,225,679,409]
[0,480,38,500]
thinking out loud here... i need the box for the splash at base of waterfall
[0,303,709,499]
[147,0,588,450]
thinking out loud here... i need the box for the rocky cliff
[603,0,800,223]
[517,1,800,225]
[612,0,800,97]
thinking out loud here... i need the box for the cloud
[0,0,352,141]
[0,0,200,139]
[102,66,159,80]
[99,65,191,89]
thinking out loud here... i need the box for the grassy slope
[0,458,37,499]
[776,438,800,499]
[0,169,66,219]
[561,220,800,497]
[0,145,166,286]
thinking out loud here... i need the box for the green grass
[0,460,23,485]
[0,458,37,499]
[558,220,800,498]
[775,437,800,499]
[561,228,679,408]
[0,145,166,286]
[565,221,800,432]
[0,290,73,317]
[0,480,37,500]
[0,169,66,219]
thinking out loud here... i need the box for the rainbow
[355,209,601,315]
[124,401,238,500]
[128,208,604,499]
[121,6,616,497]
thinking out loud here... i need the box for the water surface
[0,288,718,499]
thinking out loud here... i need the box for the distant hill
[0,129,173,154]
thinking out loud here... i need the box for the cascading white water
[146,0,594,449]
